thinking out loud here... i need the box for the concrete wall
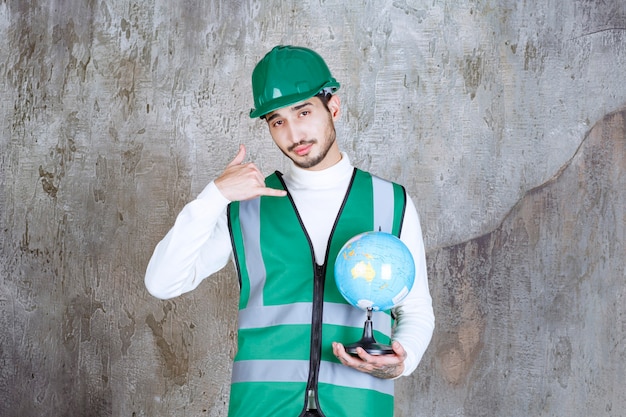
[1,0,624,416]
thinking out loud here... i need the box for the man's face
[264,95,342,171]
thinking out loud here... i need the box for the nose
[286,120,306,144]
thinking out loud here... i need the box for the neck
[286,152,353,190]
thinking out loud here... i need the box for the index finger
[226,144,246,167]
[258,186,287,198]
[353,345,404,366]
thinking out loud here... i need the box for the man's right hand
[214,144,287,201]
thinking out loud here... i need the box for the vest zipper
[274,170,357,417]
[276,173,327,416]
[303,261,326,414]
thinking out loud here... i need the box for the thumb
[392,341,407,358]
[227,144,246,167]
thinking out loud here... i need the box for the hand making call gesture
[214,144,287,202]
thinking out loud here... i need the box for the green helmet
[249,45,340,118]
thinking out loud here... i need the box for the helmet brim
[249,81,340,119]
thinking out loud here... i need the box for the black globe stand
[345,307,394,356]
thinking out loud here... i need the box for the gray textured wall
[1,0,625,416]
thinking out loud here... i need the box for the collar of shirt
[284,152,354,191]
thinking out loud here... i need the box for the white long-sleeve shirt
[145,153,434,376]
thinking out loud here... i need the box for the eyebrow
[266,102,313,123]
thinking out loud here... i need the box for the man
[145,45,434,417]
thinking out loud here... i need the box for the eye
[272,120,284,128]
[300,110,310,117]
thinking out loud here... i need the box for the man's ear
[328,94,341,121]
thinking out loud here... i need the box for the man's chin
[293,158,318,169]
[289,152,322,169]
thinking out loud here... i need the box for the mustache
[288,140,317,152]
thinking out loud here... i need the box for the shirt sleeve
[144,181,233,299]
[391,194,435,377]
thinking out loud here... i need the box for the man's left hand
[332,341,406,379]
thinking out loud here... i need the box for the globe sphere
[334,231,415,311]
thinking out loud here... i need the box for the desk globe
[334,231,415,355]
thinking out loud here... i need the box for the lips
[294,143,313,156]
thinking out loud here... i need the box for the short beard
[287,126,336,169]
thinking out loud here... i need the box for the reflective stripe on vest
[232,360,394,396]
[239,197,265,307]
[238,301,391,334]
[372,174,395,232]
